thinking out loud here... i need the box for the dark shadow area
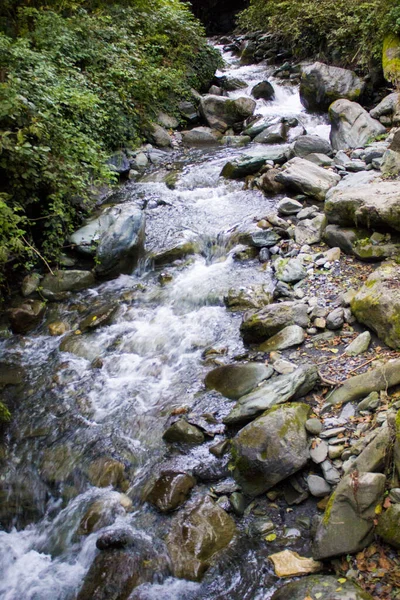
[189,0,249,34]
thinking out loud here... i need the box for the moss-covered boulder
[231,402,311,496]
[224,285,273,311]
[300,62,365,112]
[313,472,386,559]
[351,262,400,349]
[205,363,273,400]
[383,34,400,85]
[271,574,374,600]
[166,496,236,581]
[240,301,309,344]
[376,503,400,549]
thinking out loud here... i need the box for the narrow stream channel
[0,43,330,600]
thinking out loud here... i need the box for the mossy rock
[383,34,400,85]
[376,504,400,548]
[271,574,374,600]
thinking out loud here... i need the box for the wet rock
[325,181,400,233]
[307,474,331,497]
[107,151,130,174]
[245,229,281,248]
[96,527,136,550]
[345,331,371,356]
[271,574,374,600]
[79,303,118,332]
[41,270,95,301]
[145,471,196,513]
[78,495,132,536]
[329,99,385,151]
[21,272,42,297]
[166,496,236,581]
[300,62,365,112]
[219,76,247,91]
[251,80,275,100]
[48,321,68,336]
[229,492,246,516]
[269,550,322,578]
[351,262,400,349]
[221,135,251,147]
[224,285,273,311]
[313,472,386,559]
[40,445,79,485]
[275,157,340,201]
[273,257,307,283]
[224,365,318,425]
[220,146,292,178]
[258,325,305,352]
[294,214,327,246]
[7,299,46,334]
[376,503,400,549]
[152,237,199,266]
[326,307,344,330]
[309,439,328,464]
[231,402,311,496]
[240,301,309,344]
[277,197,302,216]
[305,153,335,167]
[205,363,273,400]
[88,457,128,489]
[0,363,25,386]
[148,123,172,147]
[293,135,333,158]
[199,95,256,132]
[181,127,221,146]
[209,440,230,458]
[163,420,205,445]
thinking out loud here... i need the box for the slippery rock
[163,420,205,445]
[329,99,385,151]
[205,363,273,400]
[7,299,46,334]
[300,62,365,111]
[199,95,256,132]
[224,364,318,424]
[351,262,400,349]
[221,146,292,179]
[258,325,305,352]
[145,471,196,513]
[251,80,275,100]
[166,496,236,581]
[271,574,374,600]
[376,504,400,549]
[313,472,386,559]
[275,157,340,201]
[224,285,273,311]
[41,270,95,301]
[231,403,311,496]
[240,301,309,344]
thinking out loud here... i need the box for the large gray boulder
[199,95,256,132]
[351,262,400,349]
[300,62,365,111]
[324,224,400,261]
[221,146,292,179]
[240,301,309,344]
[370,92,400,123]
[313,472,385,559]
[181,127,221,146]
[224,364,318,424]
[205,363,273,400]
[325,181,400,233]
[275,157,340,201]
[329,99,385,151]
[251,80,275,100]
[166,497,236,581]
[271,575,374,600]
[293,134,333,158]
[148,123,172,148]
[231,403,311,496]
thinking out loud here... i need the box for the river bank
[1,34,400,600]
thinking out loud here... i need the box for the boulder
[294,214,327,245]
[224,285,273,311]
[293,135,333,158]
[344,422,391,474]
[240,301,309,344]
[376,504,400,548]
[325,358,400,406]
[163,420,205,445]
[224,365,318,424]
[324,224,400,261]
[157,112,179,129]
[205,363,273,400]
[181,127,221,146]
[7,299,46,334]
[199,95,256,132]
[370,92,400,121]
[40,270,95,301]
[147,123,172,148]
[273,257,307,283]
[145,471,196,513]
[218,76,247,91]
[94,206,145,279]
[325,181,400,233]
[251,80,275,100]
[313,472,386,559]
[87,457,127,489]
[178,100,199,125]
[351,262,400,348]
[271,574,374,600]
[107,151,130,175]
[300,62,365,111]
[253,122,286,144]
[258,325,305,352]
[329,99,385,151]
[221,146,292,178]
[275,157,340,201]
[277,197,302,216]
[383,33,400,85]
[79,302,118,333]
[166,496,236,581]
[231,402,311,496]
[345,331,371,356]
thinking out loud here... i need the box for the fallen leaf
[383,497,392,509]
[265,533,277,542]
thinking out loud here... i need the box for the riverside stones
[224,364,318,424]
[275,157,340,201]
[313,472,386,559]
[329,99,385,151]
[307,475,331,497]
[163,420,205,445]
[181,127,221,146]
[240,301,309,344]
[205,363,273,400]
[7,299,46,334]
[376,504,400,548]
[351,262,400,349]
[273,257,307,283]
[345,331,371,356]
[41,270,95,300]
[231,403,311,496]
[294,214,327,245]
[166,496,236,581]
[199,95,256,132]
[258,325,305,352]
[293,135,333,158]
[300,62,365,111]
[277,197,302,216]
[221,146,292,178]
[145,471,196,513]
[271,575,374,600]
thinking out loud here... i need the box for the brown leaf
[383,497,392,509]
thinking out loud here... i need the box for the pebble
[307,327,317,335]
[313,317,326,329]
[326,307,345,330]
[321,460,341,484]
[305,418,322,435]
[320,427,346,439]
[307,474,332,497]
[310,439,328,464]
[328,445,345,460]
[230,492,246,516]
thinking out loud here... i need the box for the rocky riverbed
[1,34,400,600]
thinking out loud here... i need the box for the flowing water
[0,44,328,600]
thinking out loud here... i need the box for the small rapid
[0,42,328,600]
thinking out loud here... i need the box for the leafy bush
[237,0,400,69]
[0,1,221,293]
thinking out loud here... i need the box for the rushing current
[0,43,329,600]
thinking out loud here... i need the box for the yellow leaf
[336,587,343,592]
[92,315,97,321]
[338,578,347,584]
[75,329,81,335]
[330,348,339,354]
[375,504,382,515]
[315,594,323,599]
[265,533,277,542]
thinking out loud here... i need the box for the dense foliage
[0,0,221,290]
[237,0,400,69]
